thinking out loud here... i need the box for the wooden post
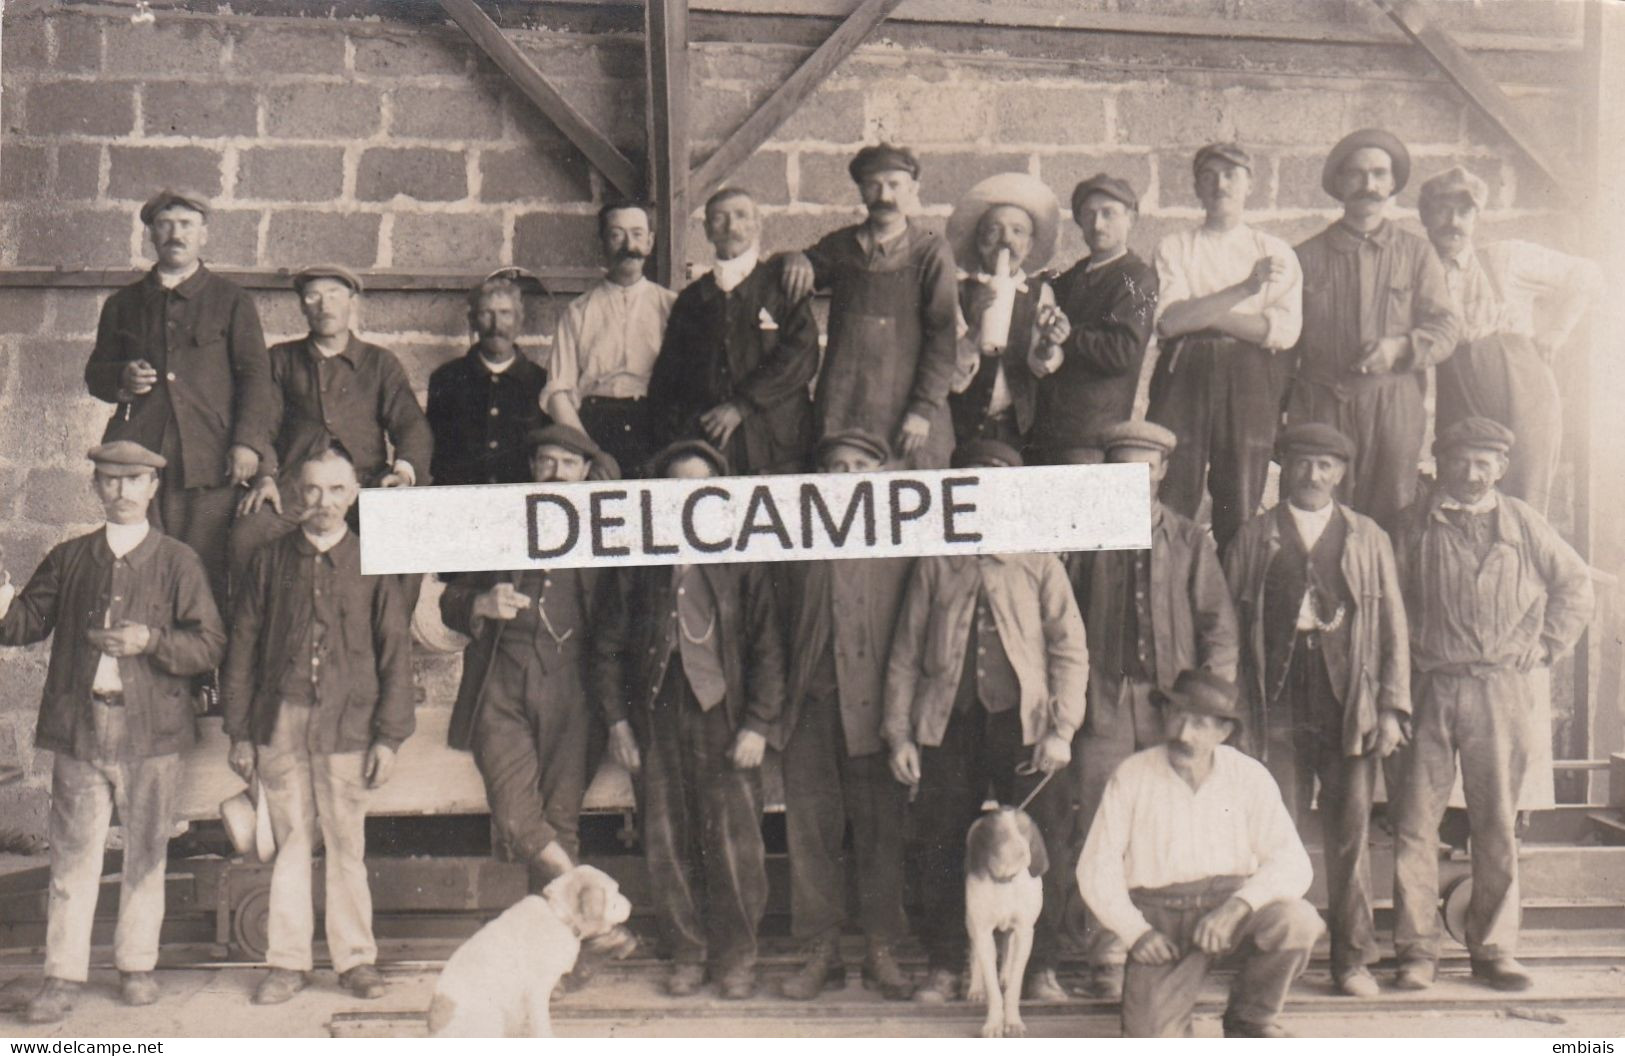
[646,0,691,288]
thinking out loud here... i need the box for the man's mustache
[1350,191,1386,203]
[612,247,647,262]
[163,240,186,249]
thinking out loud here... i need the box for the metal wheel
[1441,874,1472,947]
[231,882,273,961]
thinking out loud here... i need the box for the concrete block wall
[0,0,1591,831]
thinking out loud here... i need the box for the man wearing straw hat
[0,441,225,1023]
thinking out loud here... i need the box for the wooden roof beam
[646,0,691,286]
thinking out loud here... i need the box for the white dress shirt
[92,520,153,695]
[1076,744,1313,949]
[1442,240,1601,344]
[541,277,678,407]
[1153,224,1304,350]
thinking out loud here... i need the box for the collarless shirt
[1153,223,1304,350]
[91,521,155,694]
[712,246,760,294]
[543,277,677,407]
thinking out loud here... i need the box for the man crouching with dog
[1077,669,1322,1038]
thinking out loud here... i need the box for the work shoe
[860,943,914,1001]
[717,966,757,1001]
[339,964,388,999]
[781,937,845,1001]
[1024,968,1068,1003]
[666,963,706,997]
[1470,957,1534,992]
[1084,963,1125,1000]
[1223,1017,1294,1038]
[23,978,80,1025]
[912,967,959,1005]
[120,971,160,1007]
[1393,960,1436,991]
[1336,967,1380,998]
[253,968,306,1005]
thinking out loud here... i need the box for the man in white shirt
[1147,143,1303,554]
[542,202,678,476]
[1077,669,1322,1038]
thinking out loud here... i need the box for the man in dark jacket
[0,441,225,1023]
[1028,174,1158,464]
[592,440,786,1000]
[224,446,414,1006]
[648,188,818,475]
[1066,419,1239,999]
[84,190,276,610]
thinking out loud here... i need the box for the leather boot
[23,978,80,1025]
[862,942,915,1001]
[781,935,845,1000]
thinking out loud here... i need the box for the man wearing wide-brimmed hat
[0,442,225,1023]
[944,173,1072,450]
[1419,165,1600,515]
[1077,669,1322,1038]
[1147,143,1303,554]
[1285,129,1460,534]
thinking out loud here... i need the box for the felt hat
[1152,669,1245,727]
[1322,128,1411,199]
[947,172,1062,273]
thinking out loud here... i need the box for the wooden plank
[691,0,905,206]
[1368,0,1583,202]
[436,0,640,198]
[645,0,691,286]
[0,267,605,295]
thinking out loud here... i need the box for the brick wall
[0,0,1594,831]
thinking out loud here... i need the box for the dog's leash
[1014,761,1056,812]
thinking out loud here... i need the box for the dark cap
[293,264,363,294]
[848,143,921,184]
[649,438,731,479]
[139,189,210,225]
[88,440,166,476]
[815,428,891,466]
[1433,416,1515,456]
[1193,142,1253,176]
[952,438,1024,469]
[1322,128,1411,199]
[526,424,601,459]
[1070,173,1139,216]
[1276,422,1355,463]
[1152,669,1245,727]
[1098,420,1177,457]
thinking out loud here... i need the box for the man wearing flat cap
[780,144,959,469]
[1028,174,1159,465]
[85,190,276,615]
[1224,421,1409,998]
[1077,670,1322,1038]
[0,442,225,1023]
[1065,419,1239,999]
[945,173,1072,450]
[648,187,819,476]
[591,439,785,999]
[774,428,916,1001]
[885,442,1088,1004]
[1390,417,1592,994]
[1287,129,1460,534]
[1147,143,1304,555]
[231,265,433,593]
[1420,166,1601,515]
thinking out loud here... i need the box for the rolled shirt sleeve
[540,301,585,412]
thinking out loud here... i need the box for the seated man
[1077,670,1322,1038]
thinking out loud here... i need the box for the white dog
[963,807,1049,1038]
[427,864,634,1037]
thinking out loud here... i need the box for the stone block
[769,86,865,146]
[266,210,381,268]
[1117,0,1227,12]
[10,210,132,268]
[25,81,135,137]
[914,151,1035,208]
[1230,87,1346,148]
[15,338,93,407]
[235,146,345,203]
[390,213,504,270]
[389,86,505,141]
[255,294,313,344]
[1038,154,1154,215]
[509,81,643,152]
[55,144,103,200]
[691,87,756,145]
[761,210,859,257]
[479,143,592,204]
[357,148,468,203]
[712,150,789,207]
[795,152,862,206]
[1346,86,1463,146]
[991,86,1110,146]
[107,145,223,201]
[868,85,989,145]
[4,83,24,137]
[54,17,103,73]
[0,291,48,334]
[24,467,100,525]
[143,82,258,139]
[1,16,49,70]
[1470,94,1579,157]
[231,24,347,75]
[514,211,601,271]
[104,18,226,77]
[354,31,468,77]
[1116,85,1232,148]
[50,290,108,337]
[515,37,645,82]
[1154,150,1275,211]
[0,143,49,201]
[359,292,472,338]
[1277,155,1336,210]
[265,84,382,141]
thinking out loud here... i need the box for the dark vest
[1262,505,1353,702]
[950,278,1043,438]
[952,587,1021,714]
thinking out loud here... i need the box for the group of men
[0,118,1599,1038]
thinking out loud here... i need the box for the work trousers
[781,688,909,946]
[154,481,235,618]
[580,395,657,479]
[1122,877,1323,1038]
[1394,668,1530,964]
[1287,373,1425,535]
[258,702,376,974]
[1436,333,1562,515]
[45,698,181,983]
[1147,334,1286,554]
[1265,640,1377,978]
[641,661,767,974]
[915,704,1075,974]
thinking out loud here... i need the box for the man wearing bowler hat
[1077,670,1323,1038]
[1225,422,1409,998]
[1390,417,1592,993]
[944,173,1072,449]
[0,442,225,1023]
[1286,130,1459,533]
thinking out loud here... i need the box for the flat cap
[848,143,920,184]
[526,423,601,459]
[1433,416,1515,456]
[139,189,210,225]
[293,264,363,294]
[649,438,731,479]
[952,438,1024,469]
[1152,669,1245,727]
[88,440,166,475]
[1070,172,1139,215]
[1277,422,1355,463]
[1193,142,1253,176]
[1099,419,1178,456]
[1322,128,1411,199]
[816,428,891,466]
[1418,165,1489,212]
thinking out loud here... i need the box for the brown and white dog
[427,864,635,1037]
[964,807,1049,1038]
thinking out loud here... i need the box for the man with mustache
[1286,130,1460,533]
[647,187,819,475]
[1147,143,1303,555]
[0,441,225,1023]
[1419,166,1600,516]
[1389,417,1592,994]
[84,190,276,616]
[542,202,677,475]
[780,144,959,469]
[224,446,415,1006]
[1224,423,1409,999]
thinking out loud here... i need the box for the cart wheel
[1441,875,1472,947]
[231,883,273,961]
